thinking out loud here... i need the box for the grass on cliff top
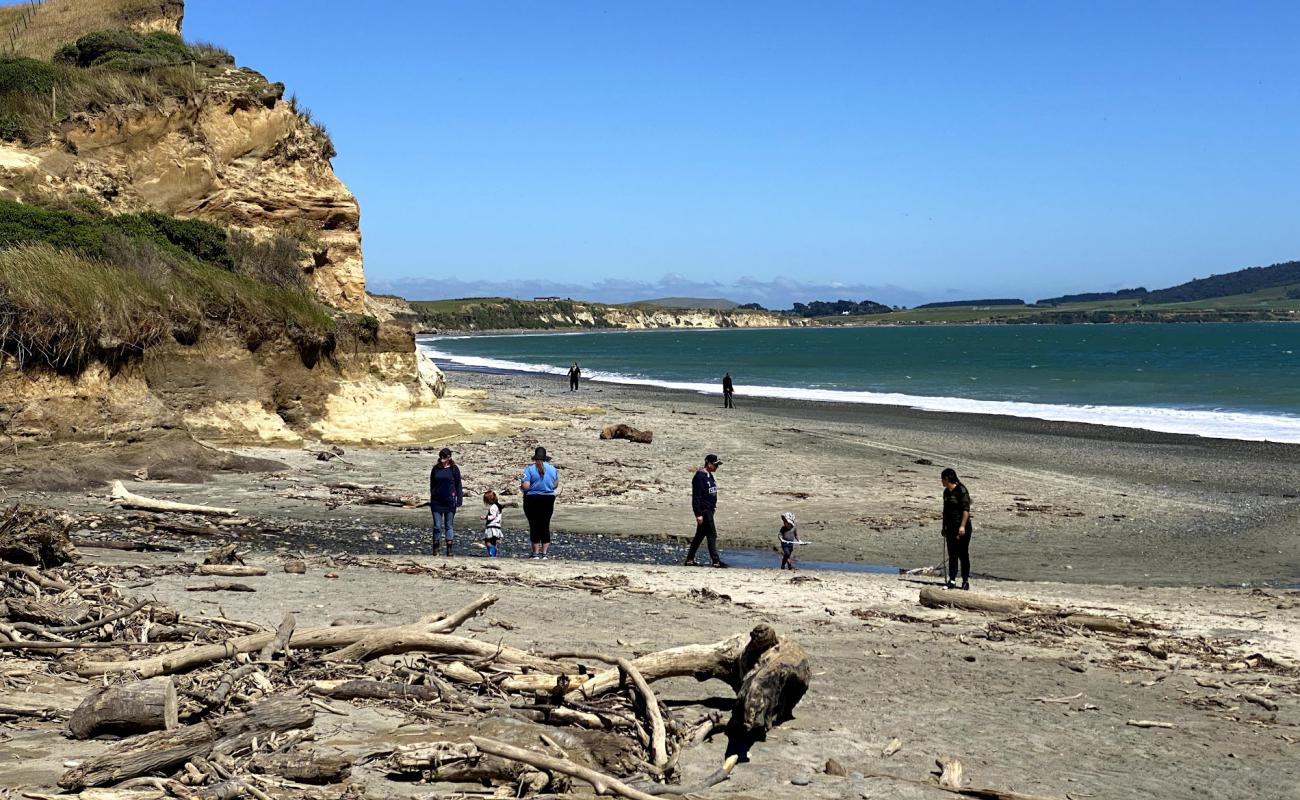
[0,198,336,371]
[0,0,180,60]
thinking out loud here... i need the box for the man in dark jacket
[685,454,728,567]
[722,372,734,408]
[568,363,581,392]
[429,447,463,556]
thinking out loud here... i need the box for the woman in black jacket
[430,447,463,556]
[940,467,972,589]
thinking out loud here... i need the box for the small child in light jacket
[481,490,503,557]
[779,511,800,570]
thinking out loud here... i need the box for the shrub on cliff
[0,56,58,95]
[54,30,204,73]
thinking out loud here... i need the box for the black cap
[704,454,722,466]
[533,446,550,462]
[438,447,452,459]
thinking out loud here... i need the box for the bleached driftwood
[73,594,499,677]
[109,481,237,517]
[918,588,1157,635]
[195,565,267,578]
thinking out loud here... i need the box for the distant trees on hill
[1037,288,1148,306]
[914,298,1025,309]
[790,299,892,317]
[738,302,767,311]
[1140,261,1300,304]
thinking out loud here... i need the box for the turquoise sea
[419,323,1300,443]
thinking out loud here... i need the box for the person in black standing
[685,454,728,567]
[568,362,581,392]
[940,467,972,589]
[722,372,734,408]
[429,447,463,556]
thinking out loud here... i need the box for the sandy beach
[22,365,1295,587]
[4,367,1300,800]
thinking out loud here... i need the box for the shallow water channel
[252,521,900,574]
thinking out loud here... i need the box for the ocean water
[418,323,1300,443]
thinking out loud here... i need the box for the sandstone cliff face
[0,76,365,312]
[0,1,484,451]
[598,307,805,329]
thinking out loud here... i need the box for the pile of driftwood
[0,507,811,800]
[919,587,1300,683]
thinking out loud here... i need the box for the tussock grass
[0,199,338,372]
[0,242,174,369]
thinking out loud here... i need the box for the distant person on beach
[429,447,463,557]
[568,362,581,392]
[481,489,503,557]
[941,467,973,590]
[685,454,728,567]
[779,511,803,570]
[722,372,734,408]
[521,446,559,559]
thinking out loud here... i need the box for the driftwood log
[109,482,237,517]
[60,697,314,789]
[599,424,654,444]
[74,594,499,677]
[0,504,77,567]
[68,677,178,739]
[195,565,266,578]
[249,750,351,784]
[567,624,809,740]
[733,625,811,736]
[918,588,1157,635]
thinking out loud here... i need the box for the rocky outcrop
[1,330,468,448]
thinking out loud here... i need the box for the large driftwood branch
[565,633,749,700]
[469,736,661,800]
[60,697,313,790]
[73,594,498,677]
[564,625,809,741]
[323,631,565,671]
[109,481,237,517]
[918,587,1158,635]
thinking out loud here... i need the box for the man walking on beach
[722,372,734,408]
[568,362,581,392]
[685,454,728,567]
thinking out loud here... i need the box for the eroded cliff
[0,0,494,458]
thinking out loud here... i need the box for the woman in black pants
[520,446,559,559]
[940,467,972,589]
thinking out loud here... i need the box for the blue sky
[186,1,1300,307]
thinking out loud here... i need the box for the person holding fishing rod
[940,467,973,589]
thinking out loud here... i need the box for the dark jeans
[570,376,579,391]
[523,494,555,544]
[946,533,971,582]
[723,391,734,408]
[687,511,720,563]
